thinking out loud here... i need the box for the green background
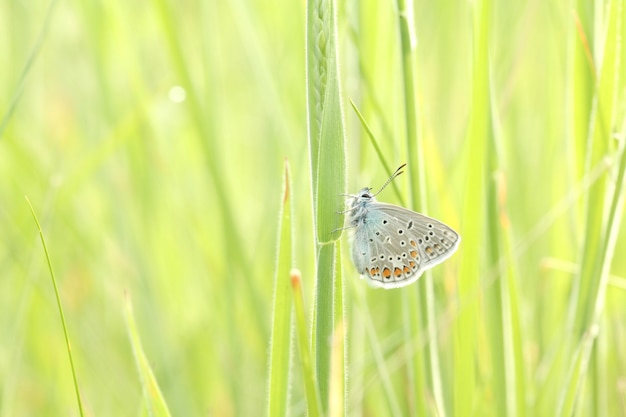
[1,0,625,416]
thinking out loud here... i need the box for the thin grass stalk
[568,3,596,183]
[454,0,491,415]
[332,241,347,415]
[394,0,445,414]
[541,2,617,410]
[570,134,626,414]
[560,1,623,411]
[484,75,523,416]
[124,296,172,417]
[559,123,626,417]
[350,100,406,206]
[26,197,85,417]
[485,123,507,415]
[570,0,621,340]
[557,325,599,416]
[267,161,294,417]
[329,320,345,417]
[499,204,527,417]
[292,270,323,417]
[353,288,403,416]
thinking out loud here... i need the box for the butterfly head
[345,164,406,227]
[346,187,377,226]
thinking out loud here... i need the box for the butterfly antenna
[373,163,407,196]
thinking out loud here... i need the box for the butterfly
[344,164,460,289]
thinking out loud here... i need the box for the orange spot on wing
[410,250,418,258]
[394,267,402,277]
[382,268,391,278]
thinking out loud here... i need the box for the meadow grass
[1,0,626,416]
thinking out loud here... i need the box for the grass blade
[329,320,345,417]
[394,0,447,413]
[559,1,624,410]
[292,269,322,417]
[124,295,172,417]
[330,240,346,416]
[266,160,294,417]
[306,0,347,409]
[454,0,491,415]
[349,100,406,206]
[25,196,85,417]
[570,0,622,339]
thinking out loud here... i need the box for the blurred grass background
[1,0,626,416]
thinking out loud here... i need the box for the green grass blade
[560,1,623,409]
[292,270,323,417]
[559,122,626,417]
[330,240,346,416]
[454,0,491,415]
[394,0,446,413]
[501,226,527,417]
[266,160,294,417]
[349,100,405,206]
[25,196,85,417]
[351,286,403,416]
[329,320,345,417]
[570,0,622,339]
[124,295,172,417]
[313,243,338,406]
[557,326,598,417]
[306,0,347,409]
[568,5,596,181]
[484,78,526,416]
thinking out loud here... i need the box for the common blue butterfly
[345,164,460,288]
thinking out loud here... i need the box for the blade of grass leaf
[329,320,345,417]
[25,196,85,417]
[292,269,322,417]
[124,295,172,417]
[349,100,405,207]
[559,128,626,416]
[570,0,621,339]
[568,6,596,183]
[394,0,447,414]
[267,160,294,417]
[353,287,403,417]
[306,0,347,409]
[557,325,599,416]
[331,240,346,416]
[454,0,491,415]
[484,77,525,416]
[498,169,527,417]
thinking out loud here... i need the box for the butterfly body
[347,186,460,289]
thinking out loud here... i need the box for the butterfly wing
[352,202,460,289]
